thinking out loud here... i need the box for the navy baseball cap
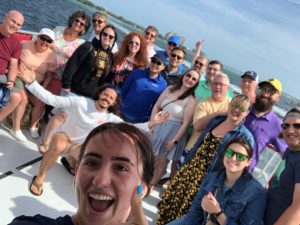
[241,71,258,82]
[151,53,167,65]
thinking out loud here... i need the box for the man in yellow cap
[244,77,287,172]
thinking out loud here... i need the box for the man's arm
[6,58,19,89]
[274,184,300,225]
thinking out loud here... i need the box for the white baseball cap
[38,28,55,42]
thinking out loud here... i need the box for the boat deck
[0,124,162,225]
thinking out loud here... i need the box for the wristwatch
[210,209,223,221]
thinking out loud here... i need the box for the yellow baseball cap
[259,78,282,95]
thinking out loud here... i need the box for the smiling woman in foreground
[8,122,153,225]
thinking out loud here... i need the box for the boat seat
[15,32,33,41]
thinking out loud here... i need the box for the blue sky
[92,0,300,99]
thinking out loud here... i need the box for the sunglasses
[102,32,115,40]
[145,31,156,39]
[281,123,300,130]
[225,148,249,162]
[185,73,198,82]
[259,87,278,96]
[75,18,86,27]
[194,60,205,67]
[171,53,183,60]
[168,41,177,47]
[39,35,53,44]
[151,58,162,66]
[129,41,140,46]
[92,19,105,24]
[230,101,248,112]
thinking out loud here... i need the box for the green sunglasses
[225,148,248,162]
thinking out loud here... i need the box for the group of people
[1,8,299,225]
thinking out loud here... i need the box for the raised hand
[149,111,170,129]
[104,185,148,225]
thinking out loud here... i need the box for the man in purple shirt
[244,78,287,171]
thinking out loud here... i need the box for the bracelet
[172,139,178,145]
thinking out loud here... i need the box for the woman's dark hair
[99,24,118,51]
[78,123,155,192]
[92,83,121,116]
[67,10,91,36]
[169,69,199,100]
[219,138,253,173]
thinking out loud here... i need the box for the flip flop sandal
[38,140,49,155]
[29,176,43,196]
[60,157,75,176]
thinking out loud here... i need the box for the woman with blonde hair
[108,32,148,88]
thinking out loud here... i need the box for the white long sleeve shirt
[26,81,150,143]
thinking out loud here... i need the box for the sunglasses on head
[145,31,155,39]
[230,101,248,112]
[151,58,162,66]
[75,18,86,27]
[92,19,105,24]
[171,53,183,60]
[225,148,249,162]
[102,32,115,40]
[194,60,205,67]
[39,35,53,44]
[281,123,300,130]
[168,41,177,47]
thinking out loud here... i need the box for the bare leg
[150,155,169,186]
[11,90,28,131]
[30,95,45,129]
[42,111,68,144]
[0,92,21,122]
[170,160,179,179]
[30,133,69,195]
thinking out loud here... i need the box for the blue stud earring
[137,183,143,196]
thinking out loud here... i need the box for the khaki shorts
[56,132,82,161]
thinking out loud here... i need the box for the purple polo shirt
[244,108,287,171]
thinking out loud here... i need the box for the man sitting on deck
[0,10,24,135]
[18,65,168,196]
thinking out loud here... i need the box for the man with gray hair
[186,72,231,150]
[88,11,118,53]
[143,25,158,60]
[0,10,24,131]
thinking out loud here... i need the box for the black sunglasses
[39,35,53,44]
[102,32,115,40]
[75,18,86,27]
[92,19,105,24]
[194,60,205,67]
[171,53,183,60]
[145,31,155,38]
[281,123,300,130]
[225,148,248,162]
[151,58,162,66]
[168,41,177,47]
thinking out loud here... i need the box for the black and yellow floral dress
[156,131,222,225]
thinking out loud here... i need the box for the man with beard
[244,78,287,172]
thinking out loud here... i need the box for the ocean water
[1,0,299,116]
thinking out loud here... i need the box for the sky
[92,0,300,99]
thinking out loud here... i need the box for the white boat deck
[0,124,162,225]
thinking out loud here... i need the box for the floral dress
[157,131,222,225]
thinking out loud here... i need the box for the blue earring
[137,183,143,196]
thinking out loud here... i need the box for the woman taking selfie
[168,139,266,225]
